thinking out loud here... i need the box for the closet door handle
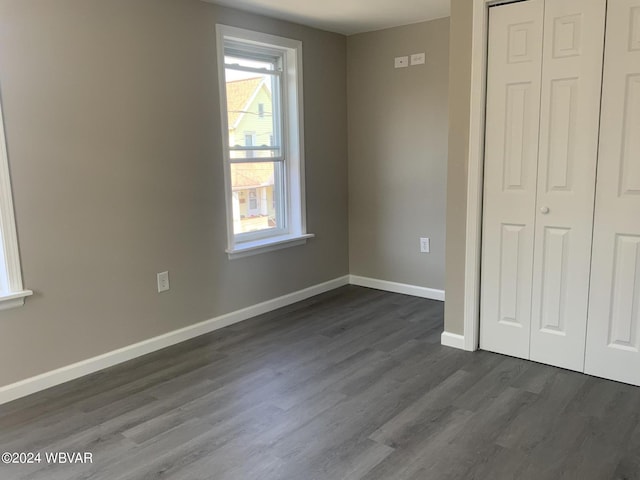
[540,206,550,214]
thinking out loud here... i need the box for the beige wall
[0,0,348,387]
[444,0,474,335]
[347,18,449,290]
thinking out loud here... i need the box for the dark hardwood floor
[0,285,638,480]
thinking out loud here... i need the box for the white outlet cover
[420,238,430,253]
[394,56,409,68]
[157,271,170,293]
[411,53,426,66]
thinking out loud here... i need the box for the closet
[480,0,640,385]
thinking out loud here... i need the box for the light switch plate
[411,53,426,66]
[394,56,409,68]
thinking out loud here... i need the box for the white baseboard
[349,275,445,301]
[440,331,466,350]
[0,275,350,406]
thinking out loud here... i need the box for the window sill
[227,233,315,259]
[0,290,33,311]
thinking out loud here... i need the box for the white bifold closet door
[529,0,605,371]
[480,0,544,359]
[480,0,606,371]
[585,0,640,385]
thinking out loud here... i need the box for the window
[217,25,313,258]
[248,189,258,211]
[244,132,255,158]
[0,96,31,309]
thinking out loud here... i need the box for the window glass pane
[225,70,281,154]
[230,162,284,235]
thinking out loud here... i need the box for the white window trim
[0,97,32,309]
[216,25,313,260]
[227,233,315,260]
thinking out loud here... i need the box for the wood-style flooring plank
[0,285,636,480]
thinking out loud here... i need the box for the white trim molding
[0,290,33,311]
[226,233,315,259]
[441,331,466,350]
[0,275,350,406]
[0,91,31,307]
[349,275,445,302]
[462,0,508,352]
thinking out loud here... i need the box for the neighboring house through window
[216,25,313,258]
[244,132,255,158]
[0,96,31,309]
[248,189,258,213]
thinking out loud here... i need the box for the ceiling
[206,0,451,36]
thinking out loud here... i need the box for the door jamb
[463,0,521,351]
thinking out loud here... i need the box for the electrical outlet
[420,237,430,253]
[157,271,170,293]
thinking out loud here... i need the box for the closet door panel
[480,0,544,358]
[529,0,606,371]
[585,0,640,386]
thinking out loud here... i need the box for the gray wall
[444,0,474,335]
[347,18,449,290]
[0,0,348,387]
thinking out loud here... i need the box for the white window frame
[216,25,313,259]
[0,96,32,309]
